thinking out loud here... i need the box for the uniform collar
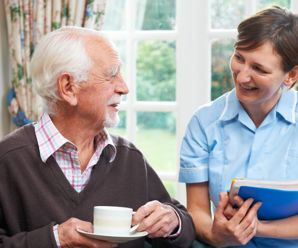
[276,88,297,124]
[219,89,241,122]
[219,88,297,124]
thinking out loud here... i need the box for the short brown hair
[235,6,298,72]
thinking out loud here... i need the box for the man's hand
[58,217,117,248]
[132,200,179,238]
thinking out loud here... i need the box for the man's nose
[115,74,129,95]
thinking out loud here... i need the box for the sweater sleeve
[145,162,196,248]
[0,221,58,248]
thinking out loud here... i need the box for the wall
[0,1,11,139]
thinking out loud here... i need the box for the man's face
[75,38,128,130]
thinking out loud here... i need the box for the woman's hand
[211,192,262,247]
[223,194,248,220]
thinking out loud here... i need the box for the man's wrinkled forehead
[85,34,117,55]
[98,39,122,76]
[85,35,121,62]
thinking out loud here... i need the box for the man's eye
[111,72,121,78]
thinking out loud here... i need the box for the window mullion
[245,0,257,16]
[134,30,177,40]
[176,0,210,204]
[209,29,237,39]
[292,0,298,12]
[126,0,137,143]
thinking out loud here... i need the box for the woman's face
[230,41,289,112]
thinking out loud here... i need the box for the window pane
[163,180,177,197]
[257,0,290,11]
[108,111,127,138]
[102,0,127,30]
[210,0,245,29]
[136,112,176,173]
[136,0,176,30]
[211,39,235,100]
[136,41,176,101]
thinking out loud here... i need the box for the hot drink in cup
[93,206,134,235]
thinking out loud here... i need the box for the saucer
[77,228,148,243]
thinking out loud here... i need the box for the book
[229,178,298,220]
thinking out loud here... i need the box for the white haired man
[0,27,195,248]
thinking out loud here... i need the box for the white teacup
[93,206,134,235]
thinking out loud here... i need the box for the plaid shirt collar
[34,113,116,163]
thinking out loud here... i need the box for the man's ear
[284,65,298,88]
[57,73,78,106]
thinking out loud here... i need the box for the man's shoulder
[110,134,142,154]
[0,124,36,158]
[109,134,149,169]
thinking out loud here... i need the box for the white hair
[31,26,109,115]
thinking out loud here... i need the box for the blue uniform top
[179,88,298,247]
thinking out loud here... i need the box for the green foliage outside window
[137,0,176,30]
[211,40,235,100]
[136,40,176,133]
[137,41,176,102]
[257,0,290,10]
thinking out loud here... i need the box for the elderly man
[0,27,195,248]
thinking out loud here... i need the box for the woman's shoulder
[191,91,232,124]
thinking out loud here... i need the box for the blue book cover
[229,179,298,220]
[238,186,298,220]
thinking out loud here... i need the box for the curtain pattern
[4,0,107,126]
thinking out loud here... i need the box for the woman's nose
[235,67,251,83]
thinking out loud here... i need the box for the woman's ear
[57,73,79,106]
[284,65,298,88]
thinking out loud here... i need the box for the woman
[179,6,298,248]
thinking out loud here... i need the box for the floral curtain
[4,0,107,126]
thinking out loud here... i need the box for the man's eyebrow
[106,64,121,76]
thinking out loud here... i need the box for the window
[103,0,180,198]
[102,0,298,204]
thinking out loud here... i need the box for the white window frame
[176,0,210,204]
[102,0,207,204]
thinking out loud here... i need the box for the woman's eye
[253,66,267,74]
[234,54,243,62]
